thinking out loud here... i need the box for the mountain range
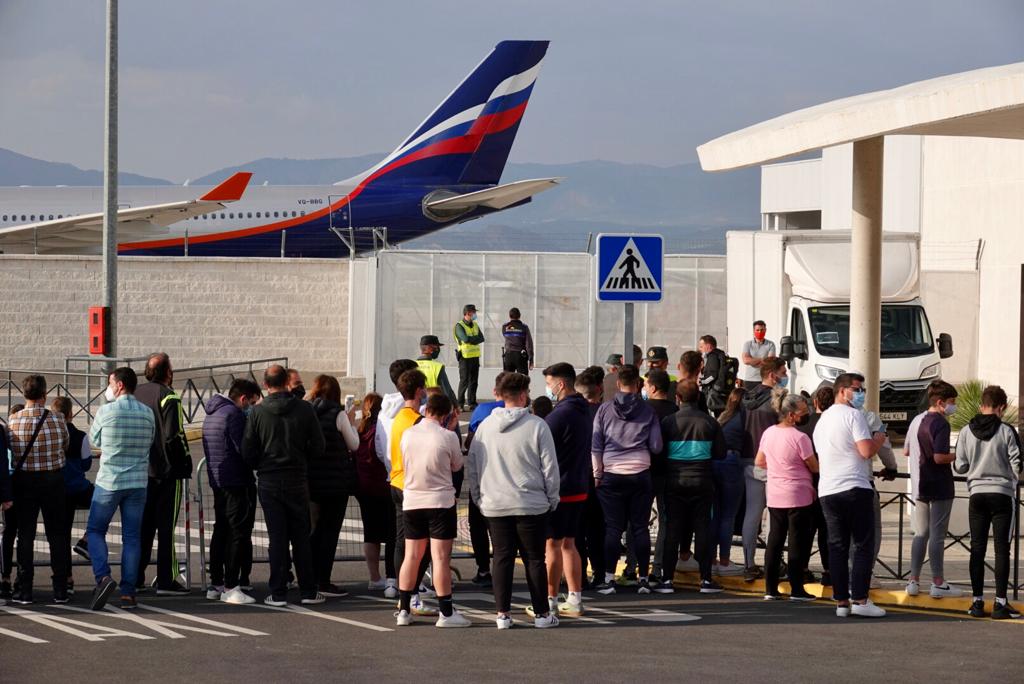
[1,148,761,253]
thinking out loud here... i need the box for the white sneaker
[930,583,963,598]
[558,600,584,617]
[905,580,919,596]
[395,609,413,626]
[713,562,744,576]
[419,583,437,599]
[534,613,559,629]
[851,600,886,618]
[367,578,387,591]
[676,556,699,572]
[410,595,438,616]
[435,610,472,628]
[836,604,851,618]
[384,579,398,599]
[496,614,513,630]
[221,586,256,605]
[206,585,225,600]
[264,595,288,607]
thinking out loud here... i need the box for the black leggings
[468,497,491,575]
[968,493,1013,599]
[310,492,348,586]
[488,513,549,616]
[765,505,814,595]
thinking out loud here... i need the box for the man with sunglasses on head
[813,372,888,618]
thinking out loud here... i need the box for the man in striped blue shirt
[86,367,156,610]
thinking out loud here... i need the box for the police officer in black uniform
[500,307,534,374]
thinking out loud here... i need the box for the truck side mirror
[779,336,796,362]
[937,333,953,359]
[793,341,807,360]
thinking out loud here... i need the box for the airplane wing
[0,172,252,252]
[424,177,562,212]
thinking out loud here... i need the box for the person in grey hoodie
[590,364,663,595]
[375,359,420,474]
[467,372,560,629]
[954,385,1022,619]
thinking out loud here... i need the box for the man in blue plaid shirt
[87,367,156,610]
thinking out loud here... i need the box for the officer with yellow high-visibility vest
[453,304,485,411]
[415,334,458,404]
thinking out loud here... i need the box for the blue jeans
[708,450,744,561]
[597,471,654,578]
[87,485,147,596]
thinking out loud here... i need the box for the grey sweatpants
[742,464,767,568]
[910,498,953,580]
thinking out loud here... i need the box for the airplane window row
[1,210,307,223]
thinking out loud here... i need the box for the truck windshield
[807,305,934,358]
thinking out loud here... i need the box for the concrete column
[850,137,884,411]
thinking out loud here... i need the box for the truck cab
[783,297,953,429]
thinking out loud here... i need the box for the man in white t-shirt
[813,372,888,618]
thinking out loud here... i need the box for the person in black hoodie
[656,380,726,594]
[202,379,261,604]
[739,356,787,581]
[540,363,593,618]
[135,352,193,595]
[243,365,327,606]
[307,374,360,597]
[644,369,678,584]
[574,366,606,589]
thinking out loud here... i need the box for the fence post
[897,493,905,579]
[195,459,208,592]
[183,479,192,590]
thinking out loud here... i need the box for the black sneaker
[968,599,987,618]
[820,571,832,587]
[73,540,91,562]
[992,601,1020,620]
[91,577,117,611]
[0,579,12,600]
[653,579,675,594]
[470,571,493,588]
[763,592,783,601]
[636,578,651,594]
[52,588,70,604]
[120,595,138,610]
[155,581,190,596]
[12,590,34,606]
[593,581,616,595]
[700,579,724,594]
[66,579,75,596]
[789,590,816,602]
[317,583,349,598]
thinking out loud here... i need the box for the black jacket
[242,391,325,484]
[543,394,593,498]
[742,383,777,460]
[659,403,726,475]
[135,382,193,480]
[309,398,358,497]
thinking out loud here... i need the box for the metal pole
[849,137,884,411]
[624,303,634,368]
[102,0,119,363]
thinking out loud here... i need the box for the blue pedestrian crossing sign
[596,234,664,302]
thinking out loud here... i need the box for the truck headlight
[920,363,941,380]
[816,365,844,381]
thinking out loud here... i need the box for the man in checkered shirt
[6,374,70,605]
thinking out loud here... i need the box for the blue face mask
[471,313,478,321]
[545,385,558,403]
[777,376,789,389]
[243,404,253,418]
[850,389,866,410]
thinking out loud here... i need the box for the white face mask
[104,385,117,402]
[944,402,957,416]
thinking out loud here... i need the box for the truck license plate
[879,412,908,422]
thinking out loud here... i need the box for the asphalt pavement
[2,557,1020,683]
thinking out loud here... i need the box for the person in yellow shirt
[388,369,436,616]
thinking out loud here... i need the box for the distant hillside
[1,148,760,252]
[0,148,171,186]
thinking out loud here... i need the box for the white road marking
[48,604,245,639]
[232,602,393,632]
[137,603,269,636]
[0,625,49,643]
[0,606,155,641]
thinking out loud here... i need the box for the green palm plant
[950,380,1018,432]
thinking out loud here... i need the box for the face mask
[104,385,117,402]
[545,386,558,402]
[944,402,957,417]
[753,331,766,341]
[850,390,866,410]
[430,348,440,360]
[471,313,478,321]
[641,389,649,400]
[796,413,810,427]
[776,376,789,389]
[243,404,254,418]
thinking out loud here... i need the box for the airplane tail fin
[353,40,549,188]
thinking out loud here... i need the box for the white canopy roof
[698,61,1024,171]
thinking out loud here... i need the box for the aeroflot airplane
[0,40,558,258]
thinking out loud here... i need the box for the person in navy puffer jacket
[203,379,261,604]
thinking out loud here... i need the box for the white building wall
[0,255,349,374]
[761,159,821,214]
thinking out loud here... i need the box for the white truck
[726,230,952,430]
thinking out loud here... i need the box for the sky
[1,0,1022,181]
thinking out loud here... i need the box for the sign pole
[624,303,634,368]
[101,0,118,366]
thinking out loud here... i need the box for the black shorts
[547,500,584,540]
[356,493,396,544]
[403,506,457,540]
